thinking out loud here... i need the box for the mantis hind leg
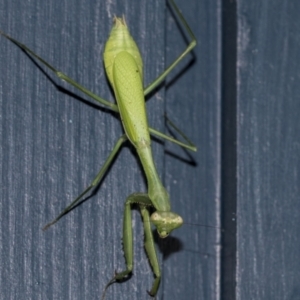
[0,30,119,113]
[144,0,196,96]
[144,0,197,153]
[43,134,127,230]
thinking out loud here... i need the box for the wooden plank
[0,1,163,299]
[0,0,221,299]
[237,0,300,299]
[165,0,221,299]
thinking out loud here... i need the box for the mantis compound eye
[150,211,183,238]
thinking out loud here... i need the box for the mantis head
[150,211,183,238]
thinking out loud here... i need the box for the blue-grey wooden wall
[221,0,300,299]
[237,1,300,299]
[2,0,300,299]
[0,0,221,300]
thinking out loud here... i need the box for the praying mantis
[0,0,199,298]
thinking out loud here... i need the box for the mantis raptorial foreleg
[102,194,161,300]
[0,0,197,298]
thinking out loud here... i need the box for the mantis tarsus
[0,0,196,298]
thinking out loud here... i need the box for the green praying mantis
[0,0,197,298]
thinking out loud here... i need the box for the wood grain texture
[164,0,221,299]
[0,0,221,299]
[237,1,300,299]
